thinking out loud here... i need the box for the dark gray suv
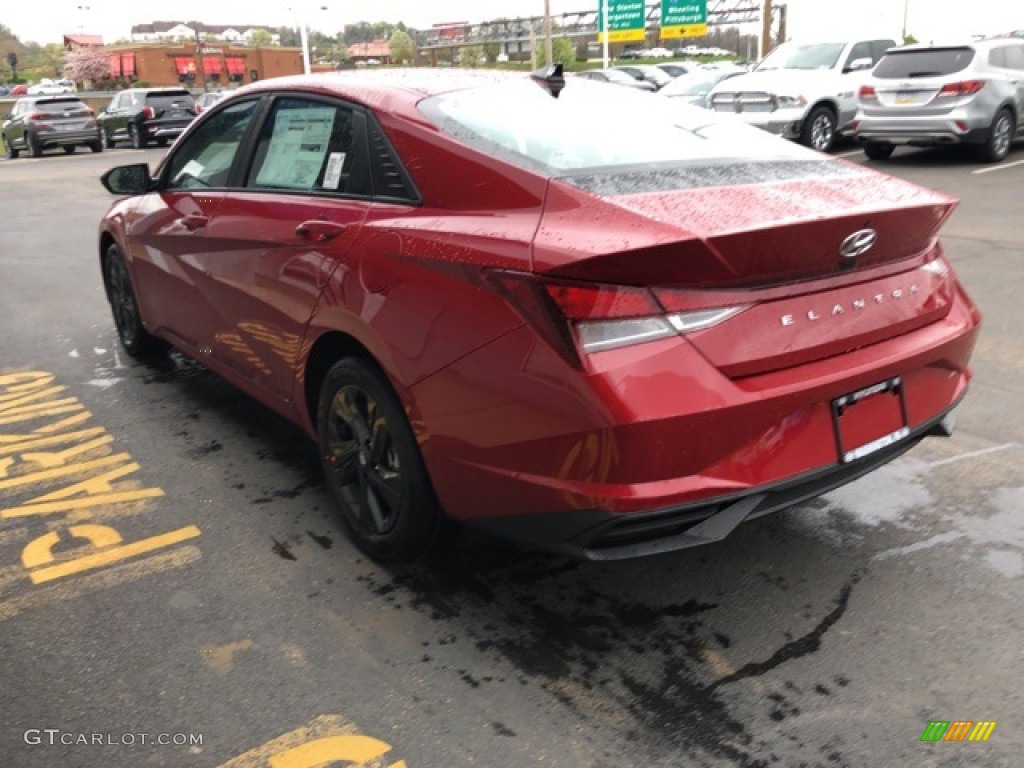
[855,39,1024,162]
[2,96,103,158]
[98,88,197,149]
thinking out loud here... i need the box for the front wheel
[317,358,443,563]
[978,108,1015,163]
[103,243,165,358]
[863,141,895,160]
[801,106,837,152]
[63,146,76,155]
[103,129,115,149]
[90,140,103,153]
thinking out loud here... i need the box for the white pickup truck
[707,39,897,151]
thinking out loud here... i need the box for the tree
[460,45,484,67]
[903,33,919,44]
[536,37,575,67]
[38,43,65,78]
[249,29,274,47]
[65,48,111,84]
[389,29,414,65]
[483,42,501,63]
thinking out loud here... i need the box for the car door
[126,97,262,349]
[4,101,26,148]
[192,95,372,401]
[100,93,122,141]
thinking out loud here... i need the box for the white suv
[707,39,897,151]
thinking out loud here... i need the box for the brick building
[100,44,304,88]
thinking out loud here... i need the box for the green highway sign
[597,0,647,43]
[661,0,708,39]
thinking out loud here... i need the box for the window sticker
[322,152,346,190]
[178,159,206,181]
[255,106,336,189]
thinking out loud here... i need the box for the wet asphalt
[0,141,1022,767]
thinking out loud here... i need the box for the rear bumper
[854,110,993,146]
[470,401,960,560]
[35,130,100,147]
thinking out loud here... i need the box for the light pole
[902,0,910,42]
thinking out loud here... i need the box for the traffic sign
[597,0,646,44]
[661,0,708,39]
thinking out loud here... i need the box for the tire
[26,133,42,158]
[129,123,145,149]
[103,129,115,149]
[156,138,168,147]
[801,105,837,152]
[863,141,895,160]
[2,133,17,159]
[90,141,103,153]
[317,358,442,563]
[63,145,76,155]
[978,108,1015,163]
[102,242,165,358]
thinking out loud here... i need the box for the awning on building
[225,57,246,76]
[202,57,222,75]
[122,53,136,78]
[174,57,196,76]
[109,55,122,77]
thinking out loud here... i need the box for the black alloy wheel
[26,133,42,158]
[103,129,115,149]
[103,243,165,357]
[90,140,103,153]
[63,146,76,155]
[317,358,442,562]
[129,123,144,149]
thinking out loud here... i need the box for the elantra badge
[840,229,878,259]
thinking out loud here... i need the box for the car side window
[846,42,873,70]
[870,41,893,63]
[164,99,259,190]
[1003,45,1024,71]
[245,97,370,196]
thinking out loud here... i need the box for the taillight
[140,106,155,120]
[488,272,748,364]
[858,85,877,99]
[195,104,203,114]
[28,112,48,121]
[938,80,985,97]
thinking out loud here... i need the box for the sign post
[598,0,647,67]
[661,0,709,41]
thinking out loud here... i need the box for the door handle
[296,220,347,242]
[181,214,209,231]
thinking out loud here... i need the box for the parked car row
[2,87,204,158]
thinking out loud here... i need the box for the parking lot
[0,139,1022,767]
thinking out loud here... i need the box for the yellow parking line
[1,488,165,518]
[0,453,132,492]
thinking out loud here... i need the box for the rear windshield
[420,78,820,178]
[873,48,975,78]
[146,91,195,107]
[34,99,88,112]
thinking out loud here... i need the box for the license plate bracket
[832,377,910,464]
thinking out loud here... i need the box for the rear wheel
[863,141,895,160]
[978,108,1015,163]
[801,105,837,152]
[26,133,42,158]
[103,242,165,358]
[90,141,103,153]
[129,123,145,149]
[317,358,442,563]
[2,133,17,159]
[63,146,76,155]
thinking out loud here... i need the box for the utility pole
[902,0,910,41]
[194,25,207,92]
[543,0,553,66]
[761,0,773,59]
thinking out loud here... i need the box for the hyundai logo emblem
[840,229,878,260]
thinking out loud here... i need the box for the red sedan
[98,68,980,562]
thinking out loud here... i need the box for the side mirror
[846,58,873,73]
[101,164,153,195]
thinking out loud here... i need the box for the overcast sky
[4,0,1020,46]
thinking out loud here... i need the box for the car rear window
[420,78,820,178]
[146,91,195,108]
[34,99,88,112]
[873,47,975,78]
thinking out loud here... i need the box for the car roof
[232,69,522,117]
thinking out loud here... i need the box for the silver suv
[854,39,1024,162]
